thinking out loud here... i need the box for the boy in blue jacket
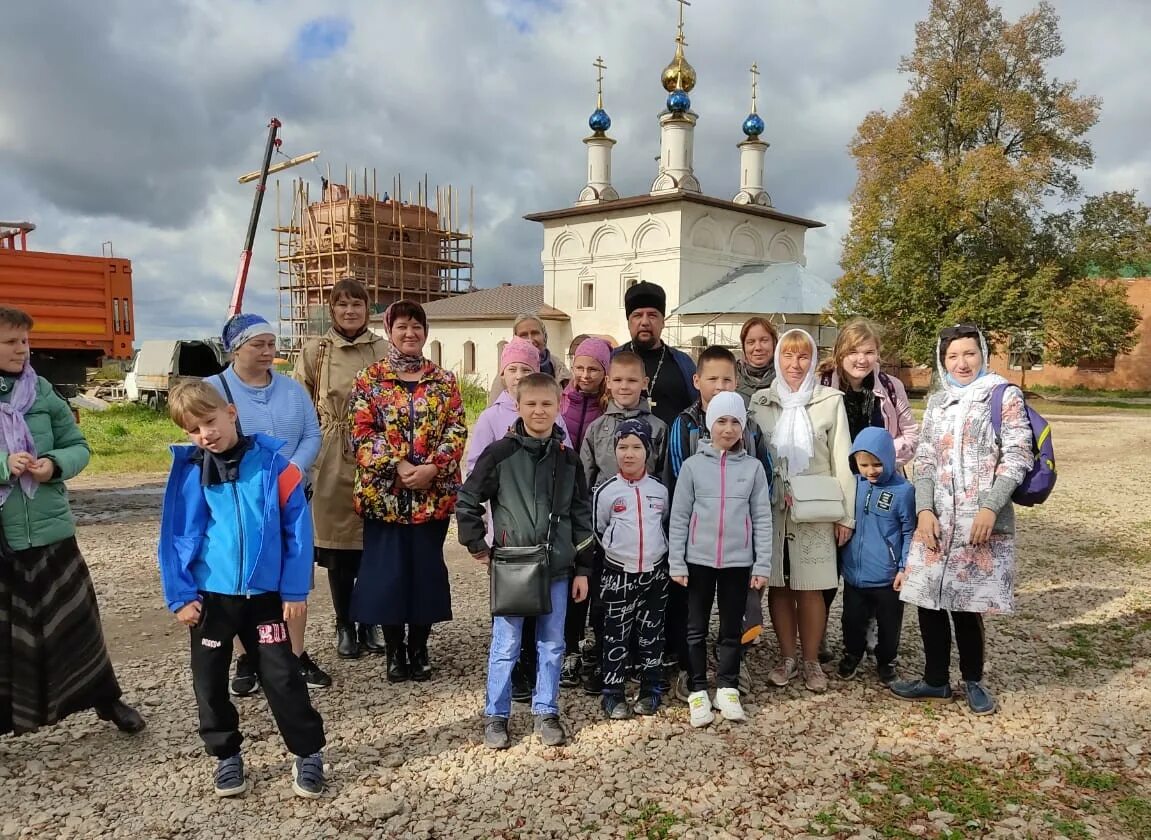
[838,427,915,685]
[159,381,326,800]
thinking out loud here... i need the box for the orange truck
[0,222,135,394]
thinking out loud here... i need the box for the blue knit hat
[614,417,653,454]
[222,313,275,353]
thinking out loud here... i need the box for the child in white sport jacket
[592,418,669,720]
[669,392,772,728]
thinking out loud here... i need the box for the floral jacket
[349,358,468,524]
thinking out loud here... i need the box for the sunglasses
[939,324,981,341]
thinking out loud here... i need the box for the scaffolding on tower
[275,167,474,352]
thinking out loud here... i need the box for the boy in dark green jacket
[457,373,593,749]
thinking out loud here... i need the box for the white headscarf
[772,329,818,477]
[935,325,1009,475]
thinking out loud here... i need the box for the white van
[125,339,227,408]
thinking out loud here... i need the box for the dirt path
[2,416,1150,839]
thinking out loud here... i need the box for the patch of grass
[1048,612,1151,672]
[626,803,683,840]
[1116,797,1151,837]
[1063,762,1121,792]
[1044,814,1092,839]
[1031,385,1151,399]
[79,404,184,474]
[460,374,489,426]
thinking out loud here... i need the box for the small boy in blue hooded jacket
[838,426,915,685]
[158,381,326,800]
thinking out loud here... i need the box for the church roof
[524,190,824,229]
[674,261,836,316]
[400,284,569,321]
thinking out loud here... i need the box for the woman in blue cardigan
[210,313,326,697]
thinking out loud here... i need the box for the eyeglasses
[939,324,981,341]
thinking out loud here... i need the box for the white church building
[402,11,837,389]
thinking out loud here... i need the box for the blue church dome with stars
[589,108,611,133]
[666,89,691,114]
[742,113,765,138]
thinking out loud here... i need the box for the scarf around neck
[0,363,40,505]
[737,359,775,395]
[772,331,818,477]
[387,345,426,374]
[195,435,254,487]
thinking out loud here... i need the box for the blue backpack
[989,384,1056,506]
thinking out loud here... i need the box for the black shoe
[511,663,533,704]
[837,653,862,680]
[877,662,898,686]
[336,623,361,659]
[484,716,511,750]
[534,714,567,746]
[299,652,332,689]
[361,625,387,655]
[633,693,662,716]
[408,644,432,682]
[95,700,146,734]
[386,645,409,683]
[582,668,603,697]
[230,654,260,697]
[560,653,582,688]
[602,694,633,720]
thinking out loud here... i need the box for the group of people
[0,277,1036,800]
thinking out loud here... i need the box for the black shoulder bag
[489,452,564,617]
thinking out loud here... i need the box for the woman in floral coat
[892,324,1032,716]
[348,300,467,683]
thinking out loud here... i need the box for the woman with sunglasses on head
[891,324,1032,716]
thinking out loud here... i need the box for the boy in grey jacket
[668,392,772,728]
[592,419,669,720]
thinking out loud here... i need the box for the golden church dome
[661,40,696,93]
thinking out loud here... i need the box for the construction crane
[228,118,319,317]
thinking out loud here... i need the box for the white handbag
[786,474,845,523]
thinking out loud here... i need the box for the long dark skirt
[350,518,452,626]
[0,536,122,736]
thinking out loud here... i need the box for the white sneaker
[687,690,715,728]
[713,687,746,722]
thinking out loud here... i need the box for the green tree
[1042,280,1142,367]
[834,0,1140,366]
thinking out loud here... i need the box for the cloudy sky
[2,0,1147,340]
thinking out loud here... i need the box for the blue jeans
[485,578,569,718]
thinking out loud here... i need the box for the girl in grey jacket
[668,392,772,728]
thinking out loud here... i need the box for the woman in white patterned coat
[891,324,1032,716]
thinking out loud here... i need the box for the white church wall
[426,318,573,392]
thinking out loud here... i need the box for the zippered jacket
[663,398,772,499]
[350,358,467,524]
[158,434,313,613]
[843,427,915,589]
[668,442,772,578]
[456,422,594,580]
[466,390,570,476]
[592,473,668,573]
[580,398,667,490]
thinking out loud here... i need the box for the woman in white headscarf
[891,324,1032,716]
[751,329,855,693]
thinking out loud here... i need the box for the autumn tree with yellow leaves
[836,0,1144,367]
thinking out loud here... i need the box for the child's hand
[672,575,688,587]
[6,452,33,477]
[893,571,906,591]
[26,458,55,482]
[175,600,202,627]
[915,511,941,552]
[283,600,307,623]
[572,575,589,603]
[471,549,490,565]
[834,523,853,547]
[969,508,996,545]
[750,576,767,590]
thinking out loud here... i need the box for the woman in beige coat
[293,278,389,659]
[750,329,855,693]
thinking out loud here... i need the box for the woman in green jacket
[0,307,144,736]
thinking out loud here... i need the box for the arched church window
[463,341,476,374]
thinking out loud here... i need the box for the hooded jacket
[668,442,773,578]
[593,473,669,573]
[580,397,668,490]
[158,434,313,613]
[456,421,594,580]
[843,427,915,589]
[663,398,772,500]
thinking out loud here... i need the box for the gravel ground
[3,414,1150,839]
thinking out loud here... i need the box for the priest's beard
[632,334,662,352]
